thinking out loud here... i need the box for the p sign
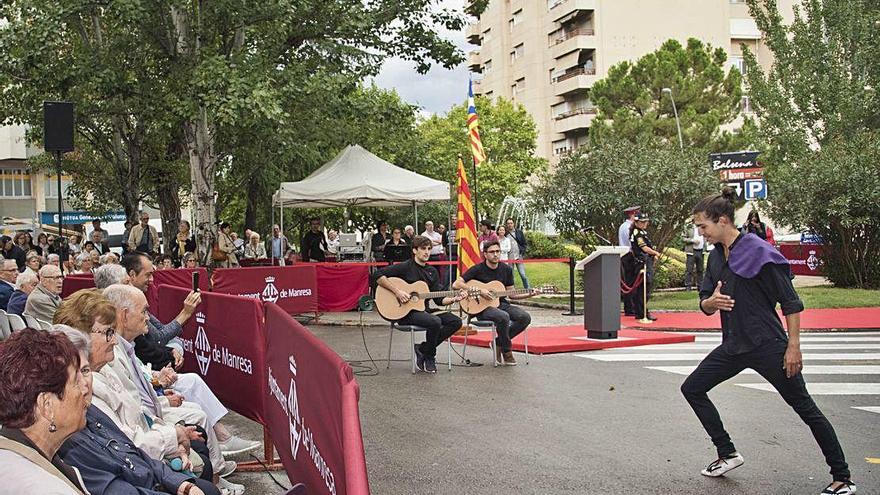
[744,179,767,200]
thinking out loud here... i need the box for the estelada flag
[457,158,480,274]
[467,79,486,166]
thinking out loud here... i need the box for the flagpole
[471,155,478,223]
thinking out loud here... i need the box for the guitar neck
[495,288,532,297]
[417,290,459,299]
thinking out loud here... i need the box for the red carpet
[449,327,695,355]
[624,307,880,330]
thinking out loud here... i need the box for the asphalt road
[228,325,879,495]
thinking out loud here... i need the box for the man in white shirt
[683,223,705,291]
[618,206,640,316]
[422,221,446,282]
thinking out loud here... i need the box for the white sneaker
[821,480,857,495]
[217,477,245,495]
[700,453,744,477]
[219,435,262,456]
[215,460,237,478]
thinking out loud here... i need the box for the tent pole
[343,207,350,233]
[413,201,419,231]
[270,201,275,264]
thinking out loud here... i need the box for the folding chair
[386,322,452,373]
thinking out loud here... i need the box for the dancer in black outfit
[681,187,856,495]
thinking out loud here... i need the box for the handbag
[211,241,227,262]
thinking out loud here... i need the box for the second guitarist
[372,236,466,373]
[453,240,538,366]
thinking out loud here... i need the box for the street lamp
[662,87,684,151]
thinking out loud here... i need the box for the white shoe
[219,435,261,456]
[821,480,857,495]
[700,452,744,477]
[217,477,245,495]
[215,460,237,478]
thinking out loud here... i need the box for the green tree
[590,38,752,151]
[743,0,880,288]
[531,137,718,254]
[418,96,547,218]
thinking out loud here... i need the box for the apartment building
[0,124,73,222]
[467,0,795,162]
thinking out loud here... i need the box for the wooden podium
[576,246,630,339]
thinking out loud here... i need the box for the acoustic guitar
[459,280,558,315]
[374,277,477,321]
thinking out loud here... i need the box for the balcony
[548,0,596,22]
[472,79,484,95]
[467,50,482,72]
[553,68,598,96]
[554,106,597,134]
[552,31,597,60]
[466,23,481,45]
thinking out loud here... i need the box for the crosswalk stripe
[736,383,880,395]
[575,353,880,362]
[632,343,880,351]
[692,336,880,343]
[852,406,880,414]
[646,365,880,376]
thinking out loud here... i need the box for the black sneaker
[424,356,437,373]
[414,344,427,372]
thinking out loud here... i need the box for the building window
[44,175,73,199]
[484,59,493,73]
[509,9,522,31]
[515,78,526,92]
[0,168,32,198]
[510,43,524,63]
[730,56,747,75]
[482,28,492,43]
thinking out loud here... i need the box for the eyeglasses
[92,326,116,342]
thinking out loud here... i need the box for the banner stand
[235,428,284,472]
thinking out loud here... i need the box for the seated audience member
[83,241,96,254]
[7,271,39,316]
[89,231,110,255]
[49,324,221,495]
[117,253,261,457]
[98,252,117,266]
[0,328,90,494]
[384,228,411,263]
[47,253,62,267]
[101,285,244,493]
[89,250,101,270]
[72,252,92,274]
[93,263,130,289]
[24,253,42,276]
[182,252,199,269]
[0,259,17,310]
[326,229,340,256]
[370,221,390,261]
[157,254,175,270]
[242,232,267,259]
[25,264,64,323]
[53,295,216,486]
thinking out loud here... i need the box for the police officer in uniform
[618,206,640,316]
[630,212,660,320]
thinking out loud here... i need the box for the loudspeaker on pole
[43,101,74,152]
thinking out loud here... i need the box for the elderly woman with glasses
[52,290,216,483]
[51,323,219,495]
[0,328,91,494]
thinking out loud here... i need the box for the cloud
[370,0,472,116]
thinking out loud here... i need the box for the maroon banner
[62,274,95,298]
[263,304,369,495]
[147,268,209,312]
[779,244,824,276]
[158,285,267,424]
[315,265,370,312]
[212,266,318,316]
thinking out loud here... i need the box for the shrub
[653,257,687,290]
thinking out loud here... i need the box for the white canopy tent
[271,144,452,238]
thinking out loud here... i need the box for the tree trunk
[185,107,218,262]
[243,173,261,233]
[156,178,182,255]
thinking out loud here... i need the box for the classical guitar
[459,280,558,315]
[374,277,477,321]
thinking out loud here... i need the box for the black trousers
[621,254,636,314]
[189,425,214,482]
[476,302,531,352]
[680,343,850,481]
[631,257,653,318]
[398,310,462,358]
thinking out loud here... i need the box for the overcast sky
[371,0,470,117]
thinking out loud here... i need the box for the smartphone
[192,271,200,292]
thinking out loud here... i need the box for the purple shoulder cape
[728,233,789,279]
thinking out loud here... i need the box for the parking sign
[744,179,767,200]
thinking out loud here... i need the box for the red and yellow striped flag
[467,79,486,166]
[457,158,480,274]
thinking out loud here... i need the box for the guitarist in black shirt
[371,236,466,373]
[453,240,538,366]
